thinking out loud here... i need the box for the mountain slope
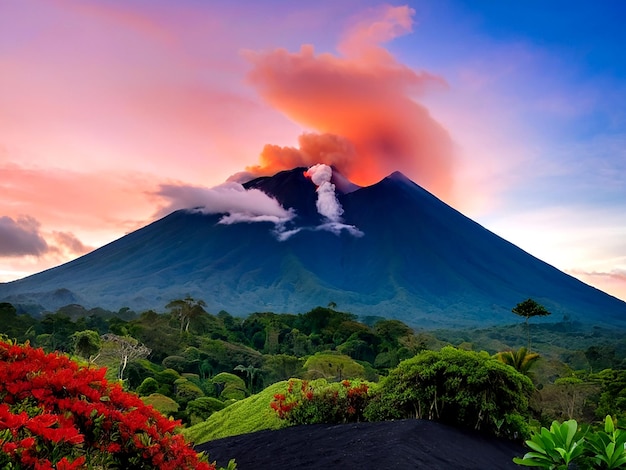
[1,168,625,327]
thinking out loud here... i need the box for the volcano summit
[1,167,625,328]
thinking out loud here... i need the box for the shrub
[136,377,159,396]
[365,346,534,438]
[270,378,371,425]
[141,393,180,417]
[0,339,215,469]
[186,397,226,425]
[174,378,205,407]
[212,373,246,401]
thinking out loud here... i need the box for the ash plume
[245,5,455,199]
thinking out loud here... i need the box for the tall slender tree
[512,298,551,352]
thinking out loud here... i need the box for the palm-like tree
[496,347,540,377]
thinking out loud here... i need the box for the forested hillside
[2,298,626,433]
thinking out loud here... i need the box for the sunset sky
[1,0,625,302]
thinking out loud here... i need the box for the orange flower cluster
[0,339,214,469]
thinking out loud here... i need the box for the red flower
[0,339,217,470]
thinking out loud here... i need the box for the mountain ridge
[1,167,625,328]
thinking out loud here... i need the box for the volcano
[1,167,625,328]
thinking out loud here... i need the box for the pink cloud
[52,231,93,256]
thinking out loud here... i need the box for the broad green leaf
[555,447,567,460]
[512,456,552,467]
[606,441,616,459]
[526,440,549,455]
[563,420,577,447]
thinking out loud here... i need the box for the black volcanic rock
[1,168,625,327]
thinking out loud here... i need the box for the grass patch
[183,381,288,444]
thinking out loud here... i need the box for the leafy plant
[585,415,626,469]
[513,419,585,469]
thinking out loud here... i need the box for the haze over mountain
[1,167,625,328]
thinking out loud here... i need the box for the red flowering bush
[270,379,370,425]
[0,339,216,469]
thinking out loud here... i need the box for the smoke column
[304,164,343,222]
[304,164,363,237]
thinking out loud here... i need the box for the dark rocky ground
[196,419,527,469]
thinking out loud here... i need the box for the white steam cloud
[156,182,295,228]
[304,164,363,237]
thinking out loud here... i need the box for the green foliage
[186,397,227,425]
[593,370,626,419]
[136,377,159,396]
[366,346,534,438]
[175,378,205,407]
[195,338,263,373]
[0,302,36,342]
[538,377,598,421]
[512,299,551,322]
[513,419,585,469]
[162,355,192,373]
[155,368,182,384]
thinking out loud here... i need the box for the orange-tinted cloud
[245,5,455,197]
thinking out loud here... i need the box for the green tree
[512,298,551,351]
[71,330,102,363]
[0,303,36,341]
[166,297,207,333]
